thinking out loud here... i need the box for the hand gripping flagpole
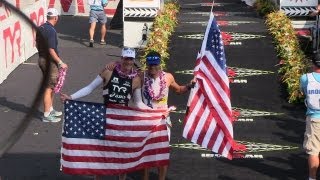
[0,0,52,157]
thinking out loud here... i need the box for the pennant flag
[61,100,169,175]
[183,12,246,159]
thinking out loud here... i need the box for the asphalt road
[0,0,308,179]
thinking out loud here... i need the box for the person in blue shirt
[36,8,68,122]
[88,0,108,47]
[300,53,320,180]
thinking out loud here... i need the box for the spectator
[36,8,68,122]
[300,53,320,180]
[88,0,108,47]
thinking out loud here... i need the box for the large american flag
[61,100,170,175]
[183,12,238,159]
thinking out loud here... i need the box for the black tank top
[103,69,133,105]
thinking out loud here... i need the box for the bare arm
[167,73,189,94]
[105,61,119,71]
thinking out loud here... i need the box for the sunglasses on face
[146,56,161,61]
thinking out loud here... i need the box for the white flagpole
[210,0,215,14]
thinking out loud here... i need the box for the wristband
[58,60,64,68]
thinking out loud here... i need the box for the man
[105,51,193,180]
[60,47,149,180]
[36,8,68,122]
[141,51,192,180]
[88,0,108,47]
[300,53,320,180]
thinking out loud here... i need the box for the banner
[47,0,119,17]
[124,0,160,8]
[0,0,46,84]
[280,0,317,7]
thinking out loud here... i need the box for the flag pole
[210,0,214,14]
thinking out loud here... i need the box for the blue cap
[146,55,161,65]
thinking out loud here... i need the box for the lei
[53,68,67,93]
[115,63,137,79]
[144,71,166,101]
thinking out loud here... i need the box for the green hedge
[139,2,179,69]
[254,0,309,103]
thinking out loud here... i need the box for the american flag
[61,100,170,175]
[183,12,240,159]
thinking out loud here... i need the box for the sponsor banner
[280,0,317,7]
[48,0,119,17]
[0,0,46,84]
[124,0,160,8]
[2,0,119,17]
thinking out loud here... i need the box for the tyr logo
[0,2,11,21]
[112,85,127,93]
[48,0,85,13]
[3,21,21,68]
[30,7,45,47]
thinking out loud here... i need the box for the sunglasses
[146,56,161,61]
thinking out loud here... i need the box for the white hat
[47,8,59,17]
[121,47,135,59]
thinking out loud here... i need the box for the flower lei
[144,71,166,101]
[53,68,67,93]
[115,63,137,79]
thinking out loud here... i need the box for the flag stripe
[196,109,213,146]
[197,70,232,121]
[61,130,169,148]
[105,124,167,138]
[62,148,170,163]
[186,97,206,140]
[62,153,169,169]
[197,79,233,140]
[106,124,166,131]
[62,160,170,175]
[62,137,169,153]
[106,114,164,121]
[107,119,165,126]
[207,123,220,149]
[192,105,210,142]
[107,104,166,113]
[183,87,202,137]
[199,54,230,98]
[202,117,217,148]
